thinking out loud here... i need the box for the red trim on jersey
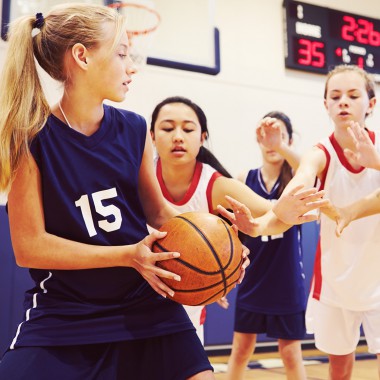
[156,159,203,205]
[311,239,322,300]
[200,306,207,325]
[315,143,331,191]
[206,172,223,212]
[329,131,375,173]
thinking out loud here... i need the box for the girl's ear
[150,130,155,142]
[200,131,207,145]
[71,43,88,70]
[367,97,377,117]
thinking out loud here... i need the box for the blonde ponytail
[0,16,50,192]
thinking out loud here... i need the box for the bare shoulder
[299,145,327,175]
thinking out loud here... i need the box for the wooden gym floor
[208,345,378,379]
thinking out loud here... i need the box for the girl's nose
[126,55,137,75]
[173,128,184,142]
[339,95,349,106]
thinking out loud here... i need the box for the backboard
[1,0,220,75]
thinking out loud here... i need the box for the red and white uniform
[311,131,380,311]
[155,158,221,344]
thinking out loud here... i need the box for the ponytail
[0,15,50,192]
[197,146,232,178]
[277,161,293,196]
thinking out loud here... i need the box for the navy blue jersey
[10,105,192,348]
[236,169,306,314]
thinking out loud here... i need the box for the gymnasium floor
[209,345,378,379]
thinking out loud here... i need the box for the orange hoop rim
[108,2,161,36]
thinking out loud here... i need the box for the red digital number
[356,18,371,45]
[369,29,380,46]
[298,39,325,68]
[341,15,380,46]
[341,15,356,41]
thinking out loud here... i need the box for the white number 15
[75,187,122,237]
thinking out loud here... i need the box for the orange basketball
[152,212,243,306]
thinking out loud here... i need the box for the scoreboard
[283,1,380,80]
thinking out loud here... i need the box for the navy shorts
[234,307,306,340]
[0,330,213,380]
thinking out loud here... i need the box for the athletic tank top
[155,158,221,331]
[236,168,306,314]
[312,131,380,310]
[155,158,221,214]
[10,105,192,349]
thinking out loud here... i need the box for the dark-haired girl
[226,112,307,380]
[150,99,324,348]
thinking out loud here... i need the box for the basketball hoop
[108,1,161,67]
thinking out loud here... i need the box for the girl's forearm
[12,231,135,269]
[347,188,380,221]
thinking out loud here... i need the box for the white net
[108,1,160,67]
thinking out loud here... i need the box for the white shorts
[306,297,380,355]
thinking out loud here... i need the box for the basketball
[152,212,243,306]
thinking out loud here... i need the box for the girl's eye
[119,54,127,59]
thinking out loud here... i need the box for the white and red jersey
[311,131,380,311]
[155,158,222,344]
[155,158,221,214]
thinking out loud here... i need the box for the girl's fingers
[154,279,176,298]
[297,214,318,223]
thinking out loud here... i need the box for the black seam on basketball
[176,215,228,292]
[189,277,242,306]
[154,241,223,275]
[168,256,243,293]
[220,220,235,270]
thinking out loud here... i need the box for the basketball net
[107,1,161,68]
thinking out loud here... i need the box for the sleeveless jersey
[155,158,221,335]
[155,158,221,214]
[10,105,193,349]
[236,168,306,314]
[311,131,380,310]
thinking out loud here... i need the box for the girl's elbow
[12,243,35,267]
[13,249,31,267]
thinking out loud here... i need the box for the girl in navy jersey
[226,112,307,380]
[220,66,380,379]
[0,4,234,380]
[150,97,326,347]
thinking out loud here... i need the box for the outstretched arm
[217,186,327,237]
[257,116,300,171]
[323,188,380,237]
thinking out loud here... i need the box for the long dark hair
[263,111,294,195]
[150,96,232,178]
